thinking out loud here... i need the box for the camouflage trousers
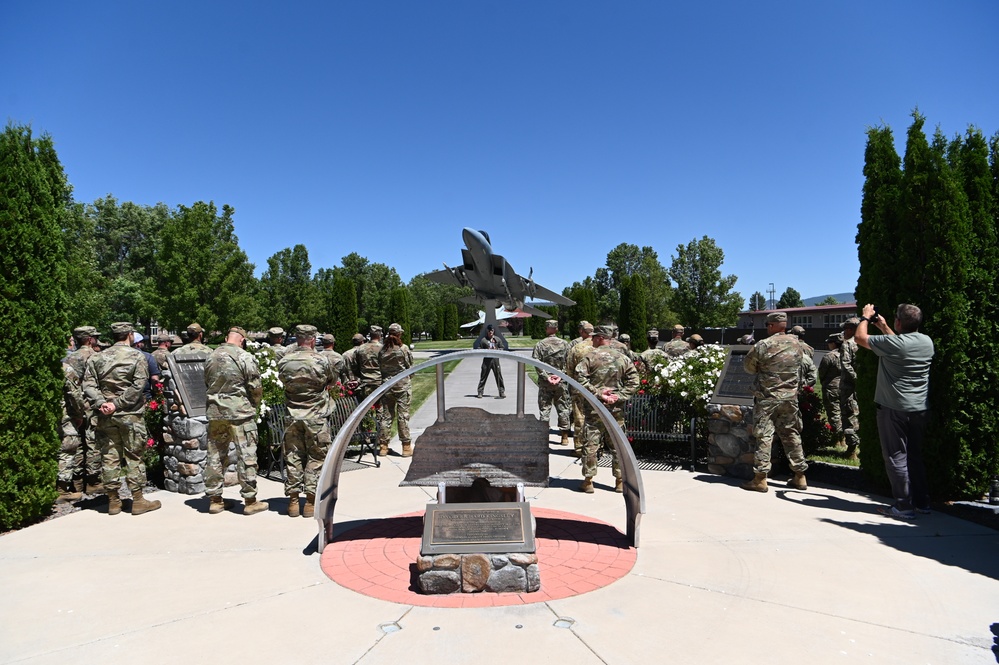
[378,387,412,446]
[283,418,332,497]
[571,390,586,453]
[580,406,622,480]
[752,398,807,474]
[206,418,259,500]
[79,418,103,478]
[538,380,571,431]
[840,387,860,450]
[94,414,149,494]
[822,388,842,435]
[58,431,81,484]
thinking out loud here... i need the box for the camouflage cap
[789,325,806,336]
[72,325,98,339]
[826,333,844,343]
[186,323,204,335]
[155,334,173,344]
[267,327,285,337]
[593,324,615,338]
[295,324,317,337]
[766,312,787,323]
[673,324,685,332]
[97,339,111,349]
[545,319,558,329]
[579,320,594,332]
[687,334,704,344]
[619,333,631,342]
[111,322,135,335]
[738,334,755,345]
[228,326,248,338]
[321,333,335,346]
[388,323,403,335]
[351,333,366,344]
[369,325,382,335]
[842,317,860,328]
[647,328,659,338]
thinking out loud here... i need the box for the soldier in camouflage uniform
[566,322,594,456]
[819,333,843,438]
[533,320,571,445]
[664,324,690,357]
[151,334,172,370]
[203,326,267,515]
[66,326,103,492]
[741,312,808,493]
[82,322,162,515]
[320,334,347,384]
[278,325,336,517]
[377,323,414,457]
[173,323,211,357]
[340,333,366,383]
[352,326,384,398]
[574,324,640,494]
[640,329,667,368]
[839,318,861,459]
[57,362,86,502]
[789,325,817,388]
[267,327,288,360]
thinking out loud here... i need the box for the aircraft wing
[530,282,575,306]
[425,267,465,287]
[520,303,557,318]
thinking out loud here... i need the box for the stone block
[164,456,178,472]
[162,431,174,444]
[508,552,538,566]
[720,405,744,422]
[461,554,491,592]
[486,564,527,593]
[419,570,460,595]
[433,554,460,570]
[170,418,206,440]
[525,564,540,592]
[164,479,178,493]
[713,433,742,457]
[182,481,205,495]
[177,448,207,464]
[416,556,434,573]
[490,555,510,570]
[712,455,734,465]
[182,438,202,450]
[707,419,730,434]
[223,471,238,486]
[178,463,201,477]
[707,464,726,475]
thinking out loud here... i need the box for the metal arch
[314,349,646,552]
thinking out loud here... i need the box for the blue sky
[4,2,998,305]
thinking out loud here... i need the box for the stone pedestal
[705,403,756,479]
[162,415,238,494]
[416,552,540,594]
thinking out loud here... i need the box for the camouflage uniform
[532,328,571,432]
[65,341,102,483]
[352,339,384,398]
[278,345,336,498]
[377,341,414,449]
[840,332,860,453]
[744,332,808,475]
[204,342,263,499]
[574,338,640,482]
[565,338,593,454]
[663,338,689,357]
[173,340,211,358]
[640,346,667,367]
[800,342,817,388]
[82,340,152,494]
[818,343,842,434]
[58,363,87,486]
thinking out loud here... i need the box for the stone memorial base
[416,552,540,594]
[706,403,756,479]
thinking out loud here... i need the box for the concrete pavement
[1,350,998,664]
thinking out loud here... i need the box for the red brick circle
[319,507,637,608]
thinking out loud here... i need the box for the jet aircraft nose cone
[462,227,482,248]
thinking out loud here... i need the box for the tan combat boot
[57,481,82,503]
[789,472,808,491]
[302,494,315,518]
[86,476,105,495]
[107,492,123,516]
[131,491,162,515]
[378,443,389,457]
[401,442,413,457]
[243,497,268,516]
[208,495,225,514]
[578,478,594,494]
[287,492,300,518]
[614,478,624,493]
[560,431,570,446]
[740,472,769,493]
[73,478,85,494]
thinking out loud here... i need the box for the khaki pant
[283,418,332,496]
[378,388,412,446]
[752,398,807,474]
[580,405,622,480]
[94,414,149,493]
[206,418,260,500]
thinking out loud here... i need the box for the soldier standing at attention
[819,333,844,440]
[82,322,161,516]
[476,325,506,398]
[566,321,594,457]
[664,324,689,357]
[151,334,172,369]
[203,326,266,515]
[340,333,366,384]
[741,312,808,493]
[789,325,817,388]
[533,320,572,445]
[640,329,667,366]
[66,326,103,493]
[278,325,336,518]
[378,323,414,457]
[320,334,347,384]
[56,361,86,502]
[574,324,640,494]
[353,326,384,399]
[267,327,288,359]
[840,318,861,460]
[173,323,210,357]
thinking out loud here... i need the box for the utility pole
[767,283,776,310]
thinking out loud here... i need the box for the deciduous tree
[668,236,743,328]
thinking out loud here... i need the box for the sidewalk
[1,353,997,664]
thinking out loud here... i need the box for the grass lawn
[808,442,861,467]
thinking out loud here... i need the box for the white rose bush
[644,344,726,419]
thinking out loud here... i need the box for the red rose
[148,401,158,410]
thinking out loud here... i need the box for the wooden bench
[623,393,698,471]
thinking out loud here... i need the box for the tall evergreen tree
[330,275,358,353]
[747,291,767,311]
[564,284,598,337]
[776,287,804,309]
[443,304,459,341]
[388,286,412,345]
[0,125,69,528]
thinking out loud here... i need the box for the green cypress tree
[444,304,459,341]
[627,275,649,352]
[0,125,69,528]
[388,286,412,345]
[855,124,903,481]
[331,275,358,353]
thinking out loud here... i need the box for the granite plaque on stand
[422,502,535,555]
[709,346,755,407]
[166,353,210,418]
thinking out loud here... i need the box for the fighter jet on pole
[426,228,575,349]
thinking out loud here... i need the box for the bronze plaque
[422,502,535,555]
[166,353,210,418]
[710,346,755,407]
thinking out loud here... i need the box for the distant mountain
[803,292,855,306]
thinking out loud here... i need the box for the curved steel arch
[315,349,646,552]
